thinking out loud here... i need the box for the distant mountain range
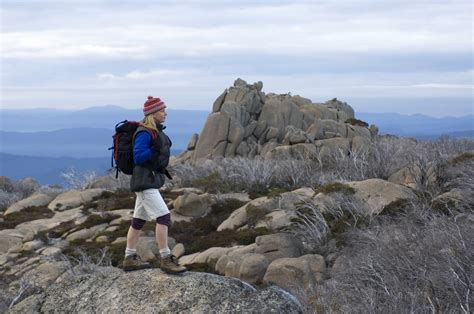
[0,106,472,185]
[0,106,208,185]
[0,106,209,157]
[0,152,109,185]
[357,112,473,138]
[0,105,210,133]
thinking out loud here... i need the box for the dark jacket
[130,124,172,192]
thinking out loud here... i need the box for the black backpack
[109,120,156,177]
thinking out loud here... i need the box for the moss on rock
[170,198,254,253]
[345,118,369,127]
[314,182,356,195]
[246,204,268,228]
[0,206,55,230]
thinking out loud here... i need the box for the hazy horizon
[1,1,473,117]
[1,103,472,119]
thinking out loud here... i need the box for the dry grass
[172,136,474,194]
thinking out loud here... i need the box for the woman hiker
[122,96,187,274]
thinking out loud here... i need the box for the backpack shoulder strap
[133,125,157,142]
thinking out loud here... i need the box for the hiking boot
[123,254,151,271]
[160,255,187,274]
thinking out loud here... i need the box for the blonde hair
[141,114,158,133]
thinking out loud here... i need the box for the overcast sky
[1,0,473,117]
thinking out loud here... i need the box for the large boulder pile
[178,78,377,162]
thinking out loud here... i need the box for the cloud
[0,0,472,116]
[1,1,471,59]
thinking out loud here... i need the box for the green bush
[62,239,126,267]
[248,185,292,200]
[171,198,246,236]
[97,222,129,241]
[381,199,411,216]
[247,185,271,200]
[345,118,369,127]
[107,242,128,266]
[77,213,120,229]
[313,182,356,195]
[39,220,76,241]
[0,176,14,193]
[450,152,474,165]
[92,191,136,211]
[191,172,221,193]
[0,206,55,230]
[170,198,252,253]
[246,204,268,228]
[175,227,270,254]
[37,213,121,242]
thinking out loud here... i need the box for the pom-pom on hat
[143,96,166,115]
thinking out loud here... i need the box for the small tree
[60,167,97,190]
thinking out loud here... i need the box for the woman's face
[153,108,167,123]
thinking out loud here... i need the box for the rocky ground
[2,156,472,312]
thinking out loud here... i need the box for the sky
[0,0,473,117]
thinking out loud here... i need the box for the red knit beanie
[143,96,166,115]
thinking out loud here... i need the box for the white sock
[159,247,171,258]
[125,248,137,257]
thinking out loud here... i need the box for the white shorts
[133,189,170,221]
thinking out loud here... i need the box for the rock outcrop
[217,187,314,232]
[48,189,109,211]
[181,232,313,292]
[10,267,303,313]
[173,192,216,218]
[263,254,326,291]
[4,193,54,216]
[177,79,376,162]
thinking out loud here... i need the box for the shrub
[38,220,76,241]
[0,190,21,213]
[249,186,293,200]
[172,137,473,194]
[450,152,474,165]
[444,152,474,192]
[289,192,473,313]
[345,118,369,127]
[171,199,246,237]
[97,221,131,242]
[380,199,411,216]
[87,191,135,211]
[60,167,97,190]
[175,227,270,254]
[0,177,41,212]
[289,193,368,254]
[56,246,114,276]
[77,214,120,230]
[317,211,473,313]
[313,182,355,195]
[169,198,256,253]
[92,170,131,191]
[0,176,14,193]
[0,206,55,230]
[191,172,221,193]
[61,240,122,267]
[245,204,268,228]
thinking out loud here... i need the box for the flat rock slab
[15,267,302,313]
[48,189,109,211]
[5,193,54,216]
